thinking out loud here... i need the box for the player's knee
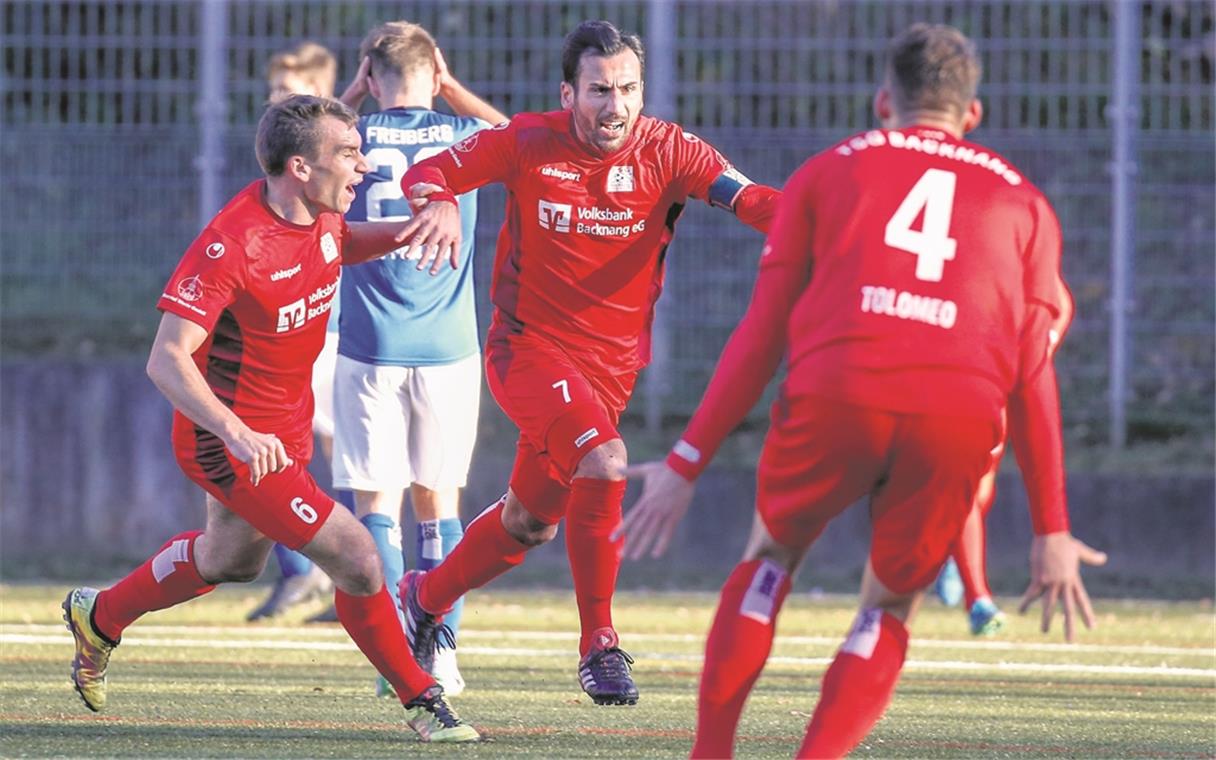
[572,438,627,480]
[207,554,268,584]
[333,551,383,596]
[502,498,558,547]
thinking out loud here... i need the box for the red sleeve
[666,163,816,480]
[1008,305,1070,535]
[671,128,780,234]
[400,119,517,198]
[1008,197,1070,536]
[156,229,245,332]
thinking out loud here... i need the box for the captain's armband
[708,166,756,211]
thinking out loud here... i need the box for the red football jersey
[670,127,1065,483]
[401,111,768,375]
[157,180,348,458]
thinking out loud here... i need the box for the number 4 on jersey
[884,168,958,282]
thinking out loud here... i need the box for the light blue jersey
[341,108,487,365]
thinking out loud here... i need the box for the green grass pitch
[2,583,1212,758]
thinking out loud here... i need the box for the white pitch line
[4,633,1214,680]
[3,624,1211,657]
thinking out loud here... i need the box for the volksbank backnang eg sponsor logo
[537,199,645,237]
[276,278,339,333]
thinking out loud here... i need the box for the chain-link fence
[3,0,1212,446]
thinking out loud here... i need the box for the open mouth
[598,119,626,139]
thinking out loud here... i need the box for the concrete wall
[2,360,1212,596]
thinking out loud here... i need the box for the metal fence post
[644,0,677,435]
[1109,0,1140,448]
[196,0,228,226]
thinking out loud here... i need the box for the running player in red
[616,24,1097,757]
[393,20,781,705]
[62,95,479,743]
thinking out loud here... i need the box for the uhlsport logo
[276,298,306,333]
[453,133,479,153]
[537,199,573,233]
[177,275,204,302]
[541,165,582,182]
[205,242,226,259]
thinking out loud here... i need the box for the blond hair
[359,21,437,80]
[266,41,338,98]
[885,23,981,118]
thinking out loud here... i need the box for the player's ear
[873,87,893,126]
[560,80,574,110]
[961,98,983,134]
[286,154,311,182]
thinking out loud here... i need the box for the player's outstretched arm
[1018,532,1096,642]
[346,208,461,274]
[146,313,291,486]
[434,47,508,126]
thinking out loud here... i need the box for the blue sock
[361,513,405,621]
[273,544,312,579]
[417,518,466,638]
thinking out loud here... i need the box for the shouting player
[62,96,480,743]
[616,23,1096,757]
[391,20,780,705]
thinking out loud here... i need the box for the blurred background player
[617,23,1097,757]
[394,19,780,707]
[332,20,507,697]
[937,278,1108,636]
[64,94,479,742]
[247,40,349,621]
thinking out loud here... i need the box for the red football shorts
[486,332,636,523]
[756,393,1000,594]
[172,418,335,549]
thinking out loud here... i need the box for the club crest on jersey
[205,242,226,259]
[176,275,203,302]
[320,232,339,263]
[537,199,573,233]
[606,165,634,193]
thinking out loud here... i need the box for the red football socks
[92,531,216,642]
[335,585,434,702]
[798,609,909,759]
[418,499,528,614]
[565,477,628,656]
[691,559,791,758]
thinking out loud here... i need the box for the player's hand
[394,184,461,275]
[407,183,446,212]
[225,427,293,487]
[434,47,454,93]
[337,56,372,110]
[613,461,695,560]
[1018,531,1097,642]
[1074,537,1108,567]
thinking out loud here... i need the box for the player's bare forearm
[147,314,290,484]
[345,221,423,265]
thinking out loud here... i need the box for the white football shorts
[331,352,481,492]
[310,329,340,440]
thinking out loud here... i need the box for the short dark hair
[255,94,358,177]
[884,23,982,117]
[561,20,645,86]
